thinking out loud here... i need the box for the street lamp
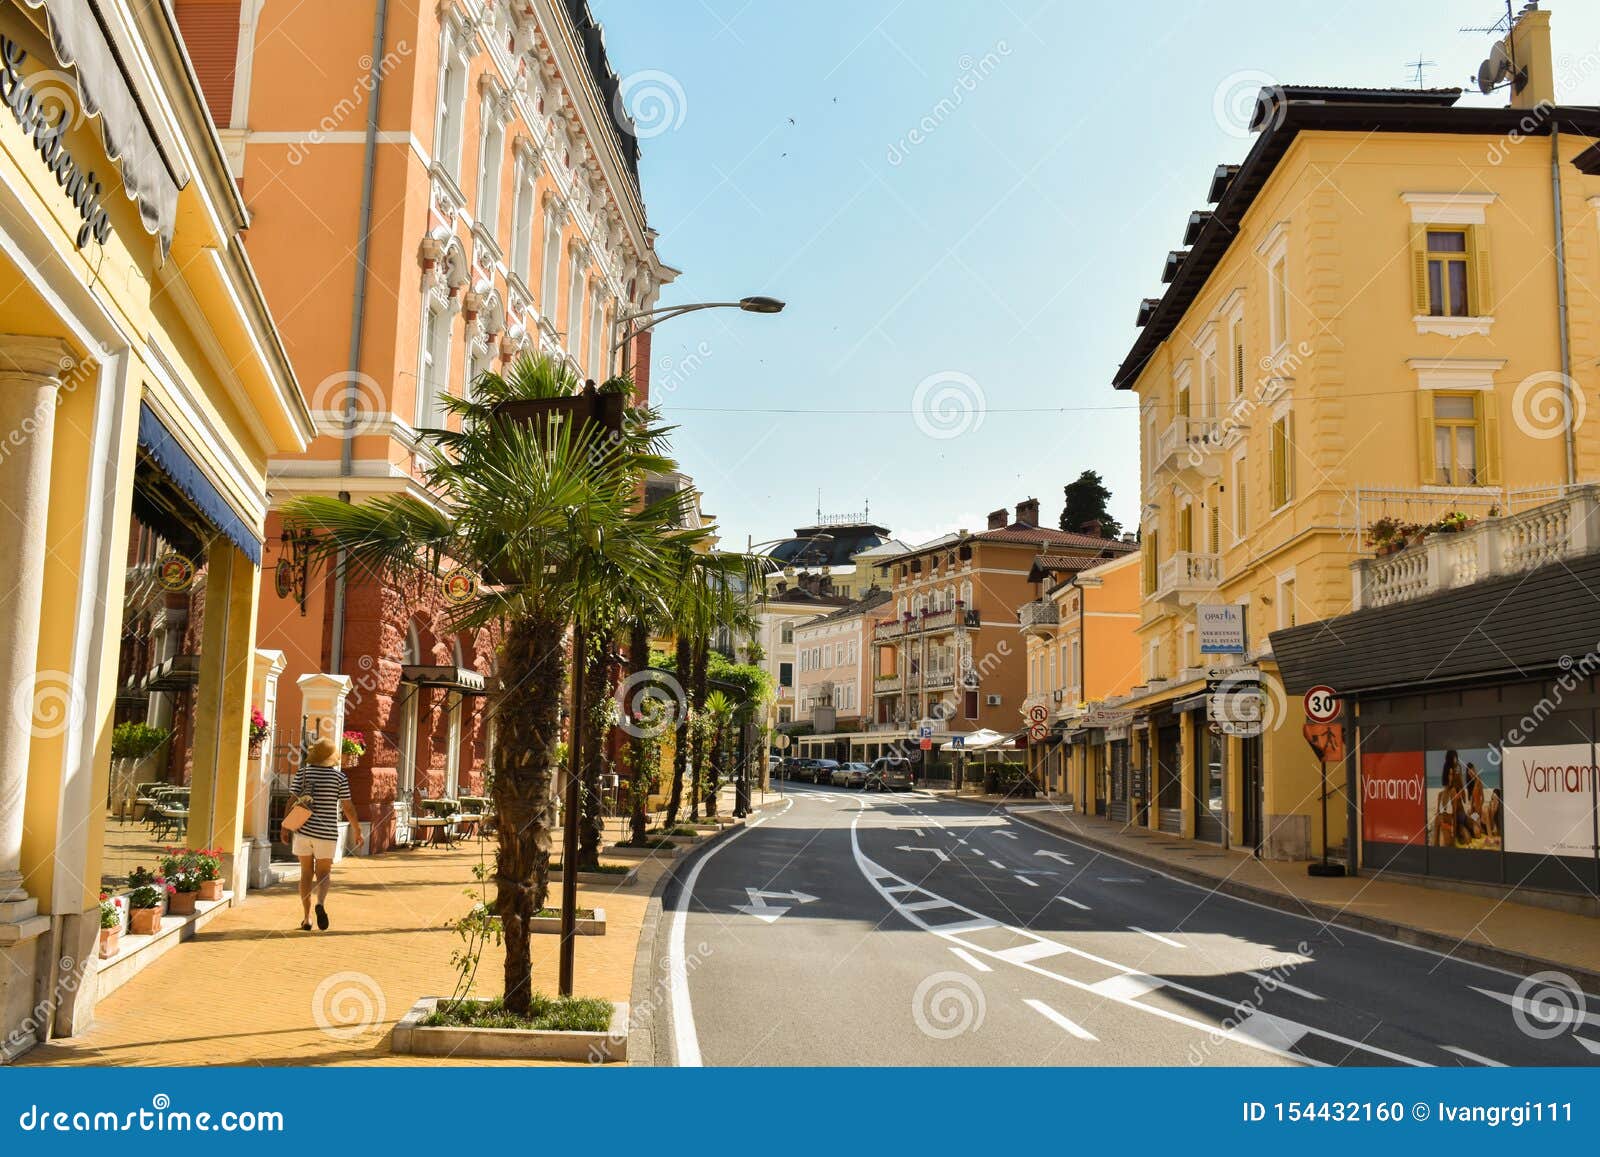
[612,296,786,378]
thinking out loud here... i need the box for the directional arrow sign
[733,888,819,924]
[1035,850,1075,866]
[895,845,950,863]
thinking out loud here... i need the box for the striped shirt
[290,764,351,840]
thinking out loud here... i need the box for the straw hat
[307,736,339,766]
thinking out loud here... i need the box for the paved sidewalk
[980,797,1600,988]
[20,828,674,1068]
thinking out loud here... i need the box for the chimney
[1015,497,1040,527]
[987,507,1009,530]
[1508,5,1554,111]
[1080,518,1103,538]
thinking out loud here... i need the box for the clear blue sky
[590,0,1600,548]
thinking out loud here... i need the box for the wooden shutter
[1232,322,1245,397]
[1416,392,1435,484]
[1479,391,1502,485]
[1235,472,1247,535]
[1269,420,1286,508]
[1409,223,1430,315]
[1209,504,1221,552]
[1470,225,1493,317]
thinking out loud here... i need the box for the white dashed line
[1025,998,1098,1041]
[948,946,992,972]
[1129,926,1185,949]
[1441,1045,1505,1067]
[1014,874,1039,887]
[1054,895,1090,910]
[1246,971,1325,1002]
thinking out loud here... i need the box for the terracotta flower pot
[167,890,197,916]
[198,880,223,902]
[129,906,160,935]
[248,740,264,759]
[98,926,120,959]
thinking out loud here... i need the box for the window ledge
[1413,315,1493,337]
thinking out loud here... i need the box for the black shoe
[315,903,329,931]
[300,920,312,931]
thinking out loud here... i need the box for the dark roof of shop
[812,589,893,624]
[1114,89,1600,390]
[1271,551,1600,698]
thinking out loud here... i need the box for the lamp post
[612,296,785,379]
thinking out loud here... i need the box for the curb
[1004,806,1600,993]
[626,806,764,1067]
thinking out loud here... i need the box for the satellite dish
[1477,40,1513,94]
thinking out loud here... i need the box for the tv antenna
[1405,54,1437,88]
[1467,2,1529,96]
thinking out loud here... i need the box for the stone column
[0,336,73,911]
[0,336,72,1059]
[244,649,286,892]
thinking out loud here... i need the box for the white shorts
[292,833,338,861]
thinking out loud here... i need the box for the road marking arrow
[733,887,819,924]
[995,830,1018,840]
[894,845,950,863]
[1035,850,1075,866]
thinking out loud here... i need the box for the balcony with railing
[1153,551,1222,605]
[876,606,980,640]
[1353,485,1600,610]
[1019,598,1059,635]
[1153,415,1224,480]
[874,672,902,693]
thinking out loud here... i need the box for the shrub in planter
[111,721,169,761]
[419,798,460,818]
[126,868,169,935]
[190,847,225,900]
[98,892,122,958]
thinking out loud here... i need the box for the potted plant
[110,722,170,821]
[248,707,270,758]
[98,892,122,958]
[160,848,202,916]
[1365,517,1404,556]
[126,868,168,935]
[1433,510,1477,534]
[193,847,225,901]
[341,729,366,768]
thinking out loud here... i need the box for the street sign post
[1300,685,1347,879]
[1026,703,1049,725]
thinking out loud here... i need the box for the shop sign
[1360,751,1425,845]
[1502,743,1599,859]
[0,38,113,248]
[1196,604,1245,654]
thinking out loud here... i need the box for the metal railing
[1019,599,1059,631]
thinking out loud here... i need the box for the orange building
[174,0,676,851]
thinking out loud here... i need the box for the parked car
[777,756,808,780]
[864,757,914,792]
[829,761,871,788]
[807,759,840,784]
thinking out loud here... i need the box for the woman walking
[287,736,363,930]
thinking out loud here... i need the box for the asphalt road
[652,784,1600,1067]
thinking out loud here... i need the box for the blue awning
[137,403,262,565]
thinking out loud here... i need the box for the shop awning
[22,0,185,256]
[137,404,262,564]
[401,665,488,694]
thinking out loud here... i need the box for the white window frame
[1257,222,1290,358]
[475,85,507,238]
[540,194,565,317]
[433,17,471,180]
[418,297,454,428]
[1276,568,1298,630]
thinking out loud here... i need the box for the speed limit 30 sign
[1303,685,1342,724]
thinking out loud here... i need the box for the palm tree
[700,690,737,817]
[283,353,708,1014]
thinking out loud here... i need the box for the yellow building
[1020,551,1142,806]
[1110,8,1600,859]
[0,0,310,1058]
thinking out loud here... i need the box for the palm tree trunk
[688,638,708,821]
[666,634,691,826]
[628,619,650,844]
[577,642,611,870]
[494,613,565,1016]
[704,724,721,817]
